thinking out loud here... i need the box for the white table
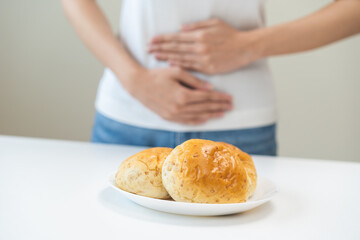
[0,136,359,240]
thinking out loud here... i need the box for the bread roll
[115,147,172,199]
[219,142,257,197]
[162,139,256,203]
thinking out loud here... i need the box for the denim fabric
[91,112,277,156]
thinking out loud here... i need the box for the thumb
[175,68,212,90]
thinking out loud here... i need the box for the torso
[95,0,277,131]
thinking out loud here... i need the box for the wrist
[115,65,147,95]
[249,27,274,59]
[237,28,270,61]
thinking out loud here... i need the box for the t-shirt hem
[95,97,277,132]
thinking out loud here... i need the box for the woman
[62,0,360,155]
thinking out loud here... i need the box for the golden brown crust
[219,142,257,197]
[115,147,173,199]
[162,139,255,204]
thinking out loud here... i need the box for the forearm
[255,0,360,57]
[61,0,143,88]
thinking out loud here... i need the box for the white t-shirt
[95,0,277,131]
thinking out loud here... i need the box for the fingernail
[204,82,213,90]
[151,37,159,43]
[218,112,225,117]
[181,24,189,30]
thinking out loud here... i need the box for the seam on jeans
[176,132,181,146]
[171,132,177,148]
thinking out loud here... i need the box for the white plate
[108,175,277,216]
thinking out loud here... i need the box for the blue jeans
[91,112,277,156]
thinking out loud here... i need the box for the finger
[174,68,212,90]
[174,112,225,125]
[182,18,220,31]
[181,111,225,121]
[148,42,197,53]
[154,52,197,62]
[185,89,233,103]
[169,60,203,72]
[151,32,198,44]
[181,101,233,113]
[167,114,207,125]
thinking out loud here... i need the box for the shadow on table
[98,187,275,227]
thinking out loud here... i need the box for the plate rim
[108,174,278,207]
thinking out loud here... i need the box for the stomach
[103,0,276,130]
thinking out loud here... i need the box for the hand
[125,67,233,125]
[148,19,262,75]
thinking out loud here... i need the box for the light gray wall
[0,0,359,162]
[267,0,360,162]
